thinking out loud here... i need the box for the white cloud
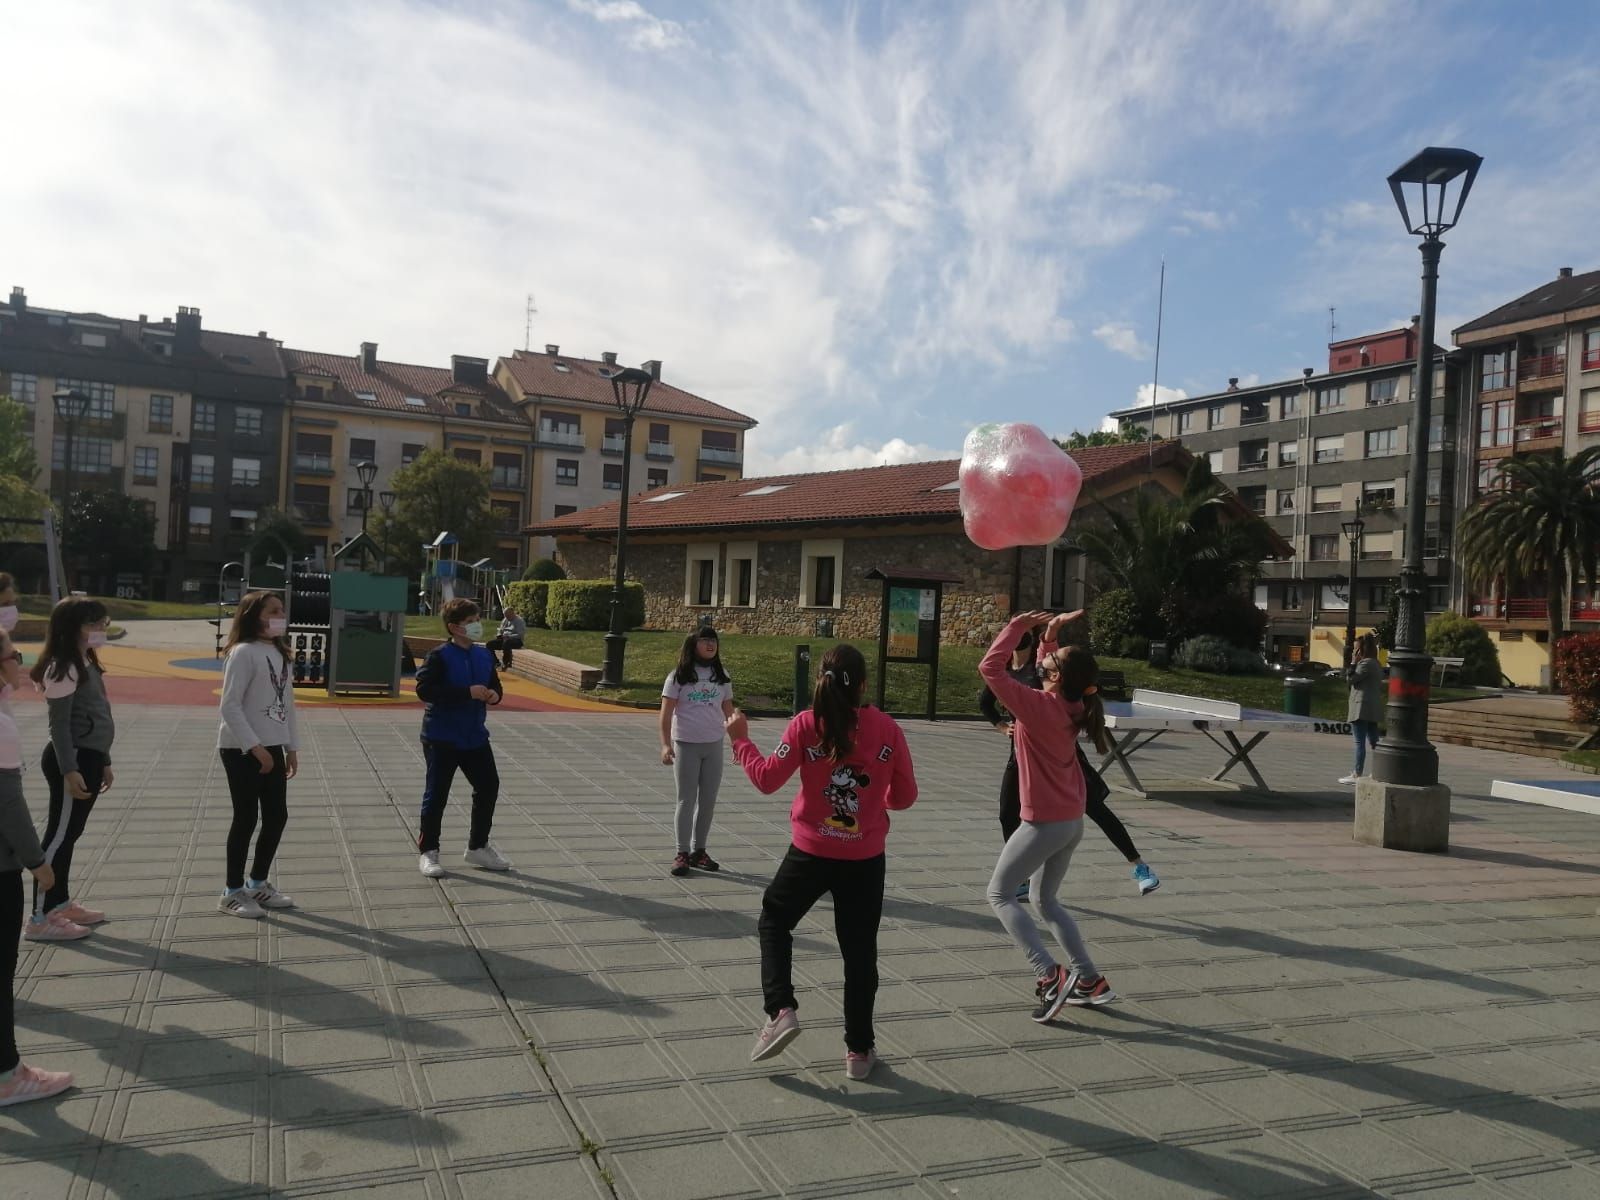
[1133,383,1190,406]
[565,0,690,52]
[745,424,953,478]
[1235,372,1261,388]
[1092,322,1149,359]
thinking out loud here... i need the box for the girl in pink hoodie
[980,610,1116,1023]
[726,644,918,1081]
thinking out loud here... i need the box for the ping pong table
[1095,689,1315,796]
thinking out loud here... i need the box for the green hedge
[546,579,645,631]
[503,581,550,629]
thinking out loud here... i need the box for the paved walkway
[3,705,1600,1198]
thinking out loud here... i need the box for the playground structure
[5,508,68,602]
[419,532,510,619]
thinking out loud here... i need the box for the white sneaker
[245,881,295,909]
[1338,774,1359,785]
[463,844,511,871]
[419,850,446,878]
[218,890,265,919]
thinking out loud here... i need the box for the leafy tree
[371,449,496,581]
[62,490,157,578]
[0,396,40,484]
[1055,423,1153,451]
[1457,447,1600,645]
[523,557,565,581]
[0,474,50,541]
[1425,611,1502,688]
[246,507,312,564]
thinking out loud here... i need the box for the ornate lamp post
[378,489,396,571]
[356,460,378,534]
[1357,146,1481,852]
[1341,500,1365,670]
[599,365,654,688]
[52,388,92,567]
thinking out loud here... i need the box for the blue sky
[9,1,1599,475]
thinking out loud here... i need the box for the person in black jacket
[979,618,1160,898]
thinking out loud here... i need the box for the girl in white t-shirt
[659,626,734,877]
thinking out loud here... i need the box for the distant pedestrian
[660,626,733,877]
[488,608,526,671]
[728,644,918,1081]
[25,597,115,942]
[1340,633,1383,785]
[216,591,300,919]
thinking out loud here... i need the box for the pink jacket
[979,614,1087,823]
[733,706,917,860]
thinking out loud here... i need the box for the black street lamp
[599,365,655,689]
[1369,146,1480,794]
[356,459,377,534]
[52,388,92,567]
[378,489,396,572]
[1341,500,1366,671]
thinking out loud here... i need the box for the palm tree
[1457,446,1600,645]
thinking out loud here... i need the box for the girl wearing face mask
[24,596,116,941]
[216,592,300,918]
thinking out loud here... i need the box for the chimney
[257,330,268,339]
[643,359,662,381]
[138,313,148,324]
[544,343,560,356]
[601,351,618,366]
[1226,377,1239,391]
[1411,314,1421,326]
[359,341,378,373]
[1559,266,1573,278]
[450,355,488,386]
[8,286,25,313]
[174,305,202,352]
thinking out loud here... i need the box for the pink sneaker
[845,1049,877,1081]
[58,900,106,926]
[23,911,92,942]
[0,1063,74,1107]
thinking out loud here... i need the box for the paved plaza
[3,702,1600,1199]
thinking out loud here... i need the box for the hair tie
[822,669,835,680]
[1082,685,1098,696]
[840,670,850,686]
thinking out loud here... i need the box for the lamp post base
[1354,777,1451,853]
[600,631,627,689]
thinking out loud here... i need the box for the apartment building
[494,345,758,558]
[1451,265,1600,684]
[280,344,530,568]
[0,287,287,598]
[1107,323,1464,664]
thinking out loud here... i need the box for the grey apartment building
[1107,323,1464,664]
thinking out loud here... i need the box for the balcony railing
[1238,456,1268,472]
[1514,416,1563,443]
[1519,353,1565,382]
[1573,593,1600,621]
[295,453,333,473]
[646,440,673,459]
[1240,409,1269,426]
[1507,598,1546,620]
[537,426,584,448]
[293,503,331,525]
[490,469,524,489]
[698,445,742,465]
[1583,349,1600,371]
[1580,410,1600,433]
[602,434,626,455]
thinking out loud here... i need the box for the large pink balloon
[959,423,1083,550]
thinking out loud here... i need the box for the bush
[1090,589,1140,657]
[1424,611,1501,687]
[545,579,645,631]
[523,558,565,582]
[502,581,550,629]
[1122,634,1150,662]
[1555,633,1600,724]
[1175,589,1268,650]
[1175,634,1266,675]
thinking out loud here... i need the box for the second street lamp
[356,460,378,534]
[599,365,655,689]
[1341,500,1365,671]
[378,490,396,571]
[52,388,92,571]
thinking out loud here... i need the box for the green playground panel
[330,572,409,612]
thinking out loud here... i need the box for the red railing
[1581,410,1600,433]
[1507,598,1547,621]
[1470,597,1549,622]
[1515,416,1564,442]
[1520,353,1566,381]
[1582,349,1600,370]
[1574,594,1600,621]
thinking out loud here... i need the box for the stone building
[525,440,1283,643]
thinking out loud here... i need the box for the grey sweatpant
[673,740,723,852]
[986,817,1097,980]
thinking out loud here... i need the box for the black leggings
[35,745,109,917]
[998,748,1141,863]
[2,870,22,1072]
[220,746,289,890]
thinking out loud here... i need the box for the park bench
[1432,656,1465,686]
[1097,669,1129,701]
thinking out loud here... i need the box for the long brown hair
[1354,632,1378,662]
[1050,644,1110,754]
[30,596,108,686]
[812,643,866,761]
[224,590,290,661]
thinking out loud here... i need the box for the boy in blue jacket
[416,598,510,877]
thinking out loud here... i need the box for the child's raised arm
[728,710,805,795]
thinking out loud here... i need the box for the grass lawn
[1564,748,1600,772]
[19,594,217,621]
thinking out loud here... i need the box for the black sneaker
[1031,965,1071,1023]
[670,852,691,877]
[690,849,720,872]
[1063,973,1117,1006]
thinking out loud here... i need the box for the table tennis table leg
[1211,731,1270,789]
[1098,729,1150,796]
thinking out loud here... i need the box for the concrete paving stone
[480,944,590,978]
[1489,1163,1600,1200]
[0,1153,83,1199]
[495,971,619,1010]
[573,1082,722,1144]
[1192,1072,1347,1127]
[870,1109,1035,1172]
[1124,993,1265,1031]
[134,1032,262,1082]
[118,1079,258,1138]
[275,987,392,1029]
[917,976,1037,1010]
[271,1064,411,1122]
[1088,1081,1254,1142]
[1377,1110,1552,1172]
[1171,1129,1365,1197]
[153,964,266,1000]
[1270,1018,1425,1062]
[1445,1047,1596,1096]
[397,1013,523,1055]
[26,972,145,1007]
[628,996,749,1038]
[1357,1011,1499,1053]
[0,1094,103,1158]
[1114,1035,1262,1080]
[1279,1064,1425,1114]
[743,1121,910,1189]
[431,1097,575,1163]
[144,998,263,1035]
[272,956,378,992]
[1022,1041,1162,1090]
[278,1115,422,1183]
[280,1023,397,1068]
[391,980,501,1018]
[1053,1142,1237,1199]
[918,1049,1066,1101]
[96,1131,260,1198]
[455,1156,612,1199]
[419,1053,546,1104]
[699,1073,864,1130]
[548,1040,682,1091]
[1281,1120,1458,1186]
[384,949,492,985]
[309,1180,434,1200]
[517,1003,639,1045]
[874,1015,1002,1057]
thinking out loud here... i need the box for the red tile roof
[499,349,756,427]
[526,439,1198,536]
[283,348,523,425]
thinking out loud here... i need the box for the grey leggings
[673,740,723,852]
[986,817,1097,980]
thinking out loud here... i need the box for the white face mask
[87,630,108,649]
[0,605,16,632]
[266,617,288,638]
[463,621,484,641]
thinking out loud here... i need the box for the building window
[295,432,332,472]
[55,378,116,414]
[684,543,720,607]
[553,504,577,517]
[1313,434,1343,463]
[1428,413,1447,449]
[603,463,623,491]
[455,403,472,417]
[1281,391,1300,419]
[191,453,215,488]
[1362,480,1396,509]
[51,435,114,475]
[700,429,739,463]
[1476,462,1504,494]
[1367,377,1399,406]
[648,421,671,451]
[1276,488,1295,514]
[1320,583,1349,612]
[148,394,172,432]
[1309,534,1338,561]
[5,372,38,406]
[1368,584,1392,609]
[292,483,330,523]
[1282,583,1303,611]
[232,457,262,487]
[1424,526,1451,558]
[800,539,843,608]
[1241,397,1269,425]
[1364,428,1398,458]
[235,407,263,437]
[1314,385,1343,413]
[1278,440,1298,466]
[490,499,521,532]
[1427,584,1450,611]
[1178,409,1196,433]
[492,452,523,489]
[1208,404,1226,429]
[555,459,578,486]
[646,467,668,489]
[229,508,257,534]
[1426,467,1443,504]
[1238,486,1267,515]
[1481,349,1513,390]
[188,505,212,540]
[540,411,583,447]
[723,542,757,608]
[453,447,481,465]
[1205,451,1223,474]
[1479,399,1513,447]
[1583,328,1600,370]
[1311,485,1342,513]
[604,417,628,454]
[1581,388,1600,434]
[193,400,217,435]
[697,472,726,483]
[346,488,370,514]
[401,442,424,465]
[1238,440,1268,471]
[349,437,376,464]
[133,446,158,485]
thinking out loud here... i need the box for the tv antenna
[524,293,538,351]
[1329,306,1337,342]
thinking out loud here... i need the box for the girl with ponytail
[725,644,918,1082]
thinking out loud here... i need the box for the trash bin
[793,644,811,716]
[1148,640,1170,669]
[1283,676,1313,716]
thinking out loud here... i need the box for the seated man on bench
[488,607,526,671]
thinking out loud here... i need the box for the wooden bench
[504,647,602,692]
[1432,656,1465,686]
[1097,669,1129,701]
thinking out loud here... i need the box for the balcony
[1470,596,1547,623]
[1239,405,1270,426]
[536,426,585,449]
[1579,410,1600,434]
[1238,456,1268,472]
[646,440,674,460]
[1514,416,1563,446]
[1518,353,1565,389]
[293,503,331,525]
[1360,549,1394,561]
[698,445,742,466]
[490,469,524,490]
[602,434,626,455]
[1583,349,1600,371]
[1574,592,1600,622]
[294,453,334,475]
